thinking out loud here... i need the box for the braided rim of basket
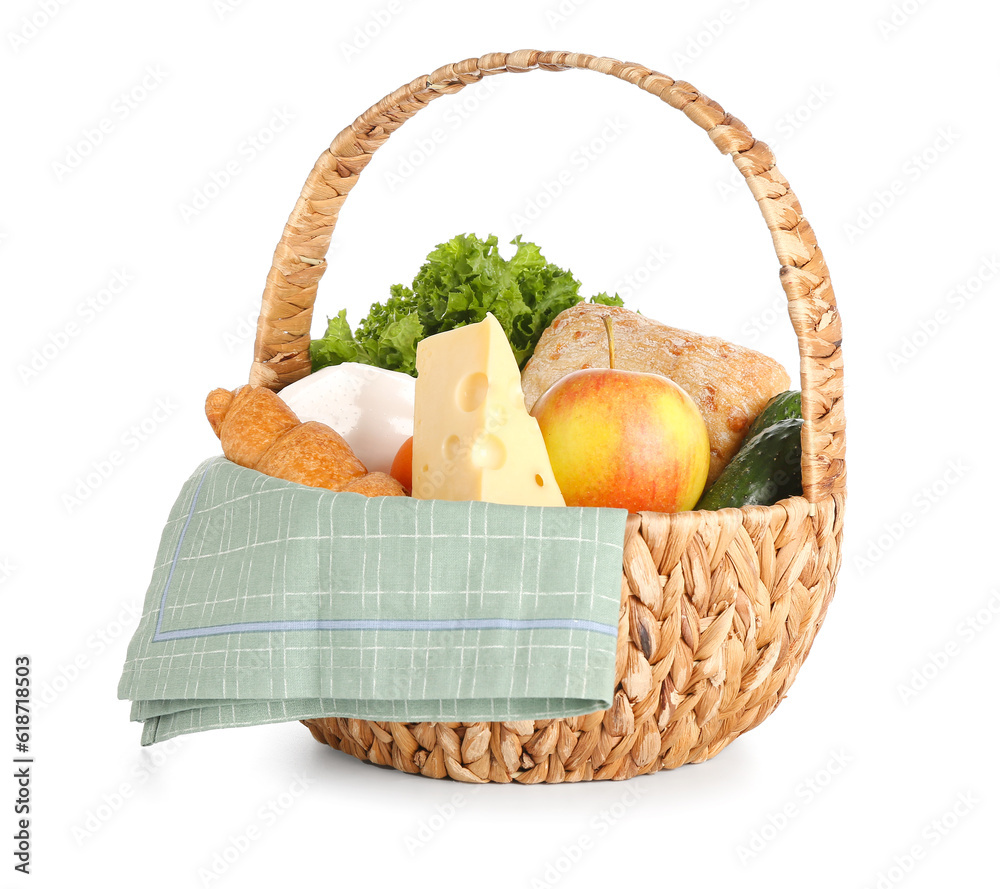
[248,49,845,505]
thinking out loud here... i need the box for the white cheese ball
[278,363,415,474]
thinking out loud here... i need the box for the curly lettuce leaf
[310,234,624,377]
[309,309,366,368]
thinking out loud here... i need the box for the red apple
[530,319,710,513]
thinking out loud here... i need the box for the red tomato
[390,436,413,494]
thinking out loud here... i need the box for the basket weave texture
[247,50,846,782]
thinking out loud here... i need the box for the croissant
[206,385,407,497]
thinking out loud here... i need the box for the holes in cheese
[443,434,462,461]
[457,372,489,411]
[411,313,566,506]
[471,434,506,470]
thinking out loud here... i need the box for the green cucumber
[746,390,802,441]
[696,418,803,510]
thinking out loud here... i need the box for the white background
[2,0,998,886]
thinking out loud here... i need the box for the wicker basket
[245,50,845,782]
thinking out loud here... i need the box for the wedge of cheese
[411,314,566,506]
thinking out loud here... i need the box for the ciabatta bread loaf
[520,305,791,485]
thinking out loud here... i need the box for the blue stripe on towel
[154,617,618,641]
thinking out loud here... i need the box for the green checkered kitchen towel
[118,457,628,745]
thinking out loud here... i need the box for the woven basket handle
[249,50,845,504]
